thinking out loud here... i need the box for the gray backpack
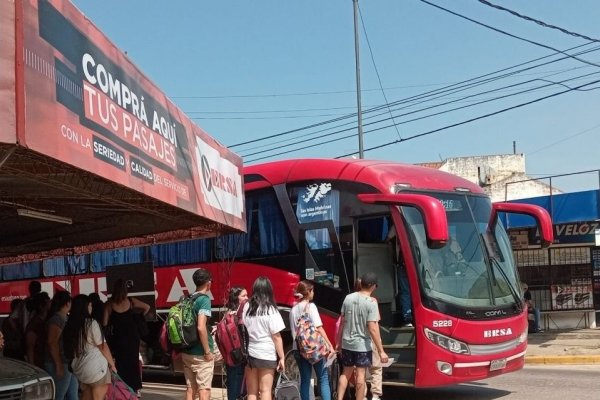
[274,373,300,400]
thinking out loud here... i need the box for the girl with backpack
[290,280,333,400]
[242,277,285,400]
[224,286,248,400]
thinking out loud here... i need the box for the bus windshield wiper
[489,256,523,313]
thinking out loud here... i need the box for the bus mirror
[491,203,554,248]
[357,193,449,248]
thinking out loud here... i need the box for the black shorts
[246,356,277,370]
[340,349,372,368]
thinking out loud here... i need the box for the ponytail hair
[226,286,246,311]
[294,280,314,302]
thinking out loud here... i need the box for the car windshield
[401,193,519,310]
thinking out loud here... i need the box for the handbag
[274,373,300,400]
[70,348,108,384]
[106,371,137,400]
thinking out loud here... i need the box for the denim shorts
[340,349,372,368]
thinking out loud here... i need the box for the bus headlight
[425,328,470,355]
[23,379,54,400]
[518,328,528,344]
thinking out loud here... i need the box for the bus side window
[305,228,332,250]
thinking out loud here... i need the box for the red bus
[0,158,552,388]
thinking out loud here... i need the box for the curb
[525,355,600,365]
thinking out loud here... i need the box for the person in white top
[242,277,285,400]
[63,294,116,400]
[289,280,333,400]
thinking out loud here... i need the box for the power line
[190,113,346,121]
[528,123,600,156]
[241,70,600,158]
[477,0,600,42]
[418,0,600,69]
[240,59,598,154]
[244,74,596,160]
[332,78,600,159]
[239,62,596,153]
[171,83,449,100]
[185,105,362,114]
[230,42,598,149]
[184,67,592,123]
[178,66,586,110]
[236,80,579,153]
[359,4,402,141]
[246,76,600,162]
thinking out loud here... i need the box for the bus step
[388,362,416,368]
[389,325,415,331]
[381,380,415,387]
[142,364,172,371]
[381,328,415,346]
[384,349,416,364]
[382,365,415,384]
[383,344,415,349]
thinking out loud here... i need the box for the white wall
[434,153,562,202]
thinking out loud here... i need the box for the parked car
[0,357,55,399]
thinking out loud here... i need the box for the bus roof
[244,159,485,195]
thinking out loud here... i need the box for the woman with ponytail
[289,280,333,400]
[224,286,248,400]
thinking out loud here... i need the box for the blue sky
[71,0,600,193]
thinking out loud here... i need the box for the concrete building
[416,153,562,202]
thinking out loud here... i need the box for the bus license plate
[489,358,507,371]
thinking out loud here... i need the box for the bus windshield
[401,193,520,312]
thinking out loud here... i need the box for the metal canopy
[0,144,231,265]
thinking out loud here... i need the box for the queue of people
[0,279,149,399]
[202,272,390,400]
[2,271,392,400]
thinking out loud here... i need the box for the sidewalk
[525,328,600,364]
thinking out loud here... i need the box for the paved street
[142,365,600,400]
[140,382,225,400]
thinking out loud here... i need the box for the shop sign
[513,221,599,246]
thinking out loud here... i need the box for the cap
[360,272,378,289]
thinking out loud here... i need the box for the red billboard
[0,0,16,144]
[6,0,244,230]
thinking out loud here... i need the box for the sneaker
[403,322,413,328]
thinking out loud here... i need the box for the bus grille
[0,388,22,400]
[469,337,521,355]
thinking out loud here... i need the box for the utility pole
[353,0,364,159]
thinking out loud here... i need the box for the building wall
[432,153,562,202]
